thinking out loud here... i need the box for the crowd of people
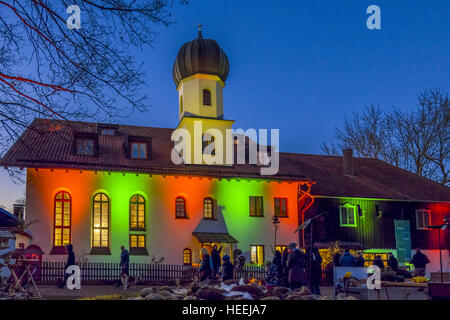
[57,243,431,291]
[331,247,430,277]
[198,243,324,294]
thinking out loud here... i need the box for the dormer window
[77,139,94,156]
[203,89,211,106]
[131,142,147,159]
[101,129,115,136]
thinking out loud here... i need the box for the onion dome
[172,30,229,86]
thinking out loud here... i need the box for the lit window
[250,245,264,265]
[131,142,147,159]
[340,205,357,227]
[249,196,264,217]
[202,133,215,155]
[203,198,214,219]
[175,196,187,218]
[275,245,287,253]
[130,234,146,248]
[77,139,94,156]
[183,248,192,265]
[130,195,145,230]
[92,193,109,248]
[54,191,71,247]
[416,209,431,230]
[274,198,288,217]
[203,89,211,106]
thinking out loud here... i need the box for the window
[130,195,145,230]
[202,133,215,155]
[203,89,211,106]
[416,209,431,230]
[203,198,214,219]
[92,193,109,248]
[76,139,94,156]
[183,248,192,265]
[54,191,71,247]
[175,196,187,218]
[180,95,183,115]
[131,142,147,159]
[340,205,357,227]
[130,234,146,249]
[101,129,115,136]
[274,198,288,217]
[275,245,287,253]
[250,245,264,265]
[249,196,264,217]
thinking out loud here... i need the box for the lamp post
[272,216,280,254]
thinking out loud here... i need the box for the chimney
[343,148,355,176]
[13,203,25,221]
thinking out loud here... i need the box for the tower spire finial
[197,23,203,38]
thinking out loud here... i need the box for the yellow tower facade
[172,31,234,165]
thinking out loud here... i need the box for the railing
[36,261,266,285]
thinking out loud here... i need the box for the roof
[172,31,229,86]
[1,118,449,202]
[193,232,238,244]
[0,118,310,182]
[0,208,18,228]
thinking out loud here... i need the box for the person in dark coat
[309,247,323,295]
[333,250,343,267]
[116,245,130,287]
[221,255,234,281]
[373,255,385,270]
[265,261,278,287]
[287,243,307,290]
[58,244,76,288]
[410,248,430,277]
[211,244,223,278]
[340,249,356,267]
[281,247,290,287]
[199,248,212,281]
[272,250,283,284]
[354,252,365,267]
[387,253,398,272]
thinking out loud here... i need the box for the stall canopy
[192,205,238,244]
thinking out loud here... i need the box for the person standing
[309,247,323,295]
[410,248,430,277]
[340,249,356,267]
[333,250,343,267]
[58,244,75,288]
[116,245,129,287]
[387,253,398,272]
[281,247,289,287]
[354,252,365,267]
[221,255,234,281]
[272,250,283,285]
[287,243,307,290]
[373,255,385,270]
[199,247,212,282]
[211,244,223,278]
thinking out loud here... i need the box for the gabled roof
[1,118,449,202]
[0,207,18,228]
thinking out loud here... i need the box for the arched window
[54,191,71,247]
[183,248,192,265]
[130,194,145,230]
[175,196,187,218]
[203,198,214,219]
[92,193,109,248]
[203,89,211,106]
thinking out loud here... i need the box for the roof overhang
[193,232,238,244]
